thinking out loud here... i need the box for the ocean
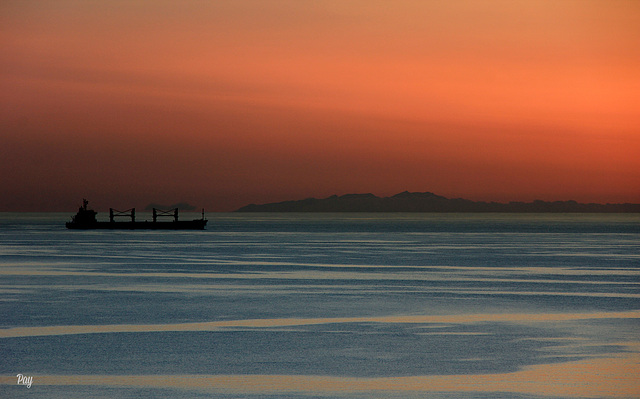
[1,212,639,398]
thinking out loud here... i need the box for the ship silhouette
[66,199,207,230]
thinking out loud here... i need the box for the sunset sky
[1,0,639,211]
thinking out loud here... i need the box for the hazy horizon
[2,190,640,214]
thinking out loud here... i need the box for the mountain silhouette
[236,192,640,213]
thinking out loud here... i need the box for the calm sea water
[1,213,639,398]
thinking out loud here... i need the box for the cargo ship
[66,199,208,230]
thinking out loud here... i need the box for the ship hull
[66,220,207,230]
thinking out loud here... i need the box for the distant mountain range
[236,191,640,213]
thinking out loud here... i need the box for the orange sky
[1,0,639,211]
